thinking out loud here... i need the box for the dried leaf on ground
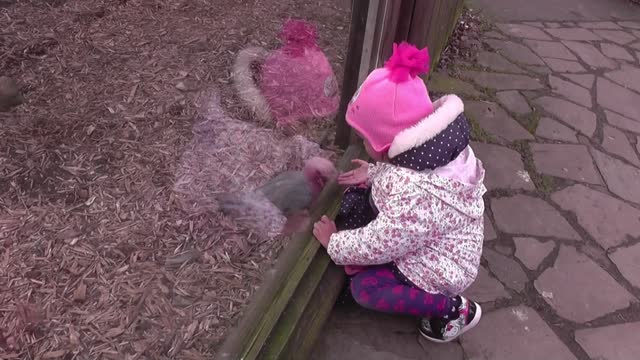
[73,282,87,302]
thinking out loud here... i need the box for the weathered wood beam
[276,263,345,359]
[257,253,343,359]
[409,0,464,71]
[335,0,369,149]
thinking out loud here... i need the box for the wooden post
[408,0,464,70]
[335,0,408,148]
[335,0,463,148]
[334,0,369,149]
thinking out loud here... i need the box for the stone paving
[314,8,640,360]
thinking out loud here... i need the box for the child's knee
[350,272,380,307]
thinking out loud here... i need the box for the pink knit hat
[346,42,434,153]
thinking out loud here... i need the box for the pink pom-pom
[384,42,430,82]
[279,19,319,55]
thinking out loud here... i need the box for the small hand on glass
[337,159,369,186]
[313,215,336,248]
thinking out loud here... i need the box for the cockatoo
[216,157,338,235]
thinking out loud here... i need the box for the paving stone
[633,30,640,40]
[417,338,465,359]
[604,66,640,94]
[496,91,532,115]
[466,101,534,143]
[523,39,576,61]
[579,21,621,30]
[514,237,555,270]
[472,143,535,190]
[525,64,553,74]
[495,245,513,256]
[592,149,640,205]
[593,29,636,45]
[575,322,640,360]
[523,22,544,28]
[619,21,640,30]
[461,306,577,360]
[563,74,595,89]
[552,184,640,249]
[486,30,507,39]
[483,248,528,292]
[484,214,497,241]
[598,78,640,129]
[531,143,602,184]
[632,42,640,51]
[476,51,525,73]
[497,23,552,40]
[637,136,640,154]
[485,39,546,65]
[609,243,640,289]
[428,72,483,98]
[601,43,634,61]
[312,305,464,360]
[463,266,511,303]
[605,110,640,134]
[535,117,579,143]
[602,125,640,166]
[534,246,635,323]
[549,76,592,107]
[462,71,543,90]
[533,96,597,137]
[562,41,617,69]
[545,28,602,41]
[545,22,561,28]
[492,195,580,240]
[542,57,586,73]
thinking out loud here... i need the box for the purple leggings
[350,264,455,318]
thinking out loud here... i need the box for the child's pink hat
[346,42,433,153]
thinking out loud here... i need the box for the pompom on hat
[346,42,434,153]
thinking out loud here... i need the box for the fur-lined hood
[388,94,465,158]
[388,95,469,172]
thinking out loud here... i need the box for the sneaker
[419,296,482,343]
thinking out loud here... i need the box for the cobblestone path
[314,14,640,360]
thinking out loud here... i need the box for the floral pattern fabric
[327,159,486,297]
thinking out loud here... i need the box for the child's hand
[344,265,366,275]
[338,159,369,186]
[313,215,337,248]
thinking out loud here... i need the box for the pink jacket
[327,146,486,296]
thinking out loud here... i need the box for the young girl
[313,42,486,343]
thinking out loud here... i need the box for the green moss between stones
[456,62,485,73]
[511,140,558,194]
[478,85,497,100]
[427,72,484,100]
[466,112,494,143]
[522,110,542,135]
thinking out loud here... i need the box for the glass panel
[0,0,351,358]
